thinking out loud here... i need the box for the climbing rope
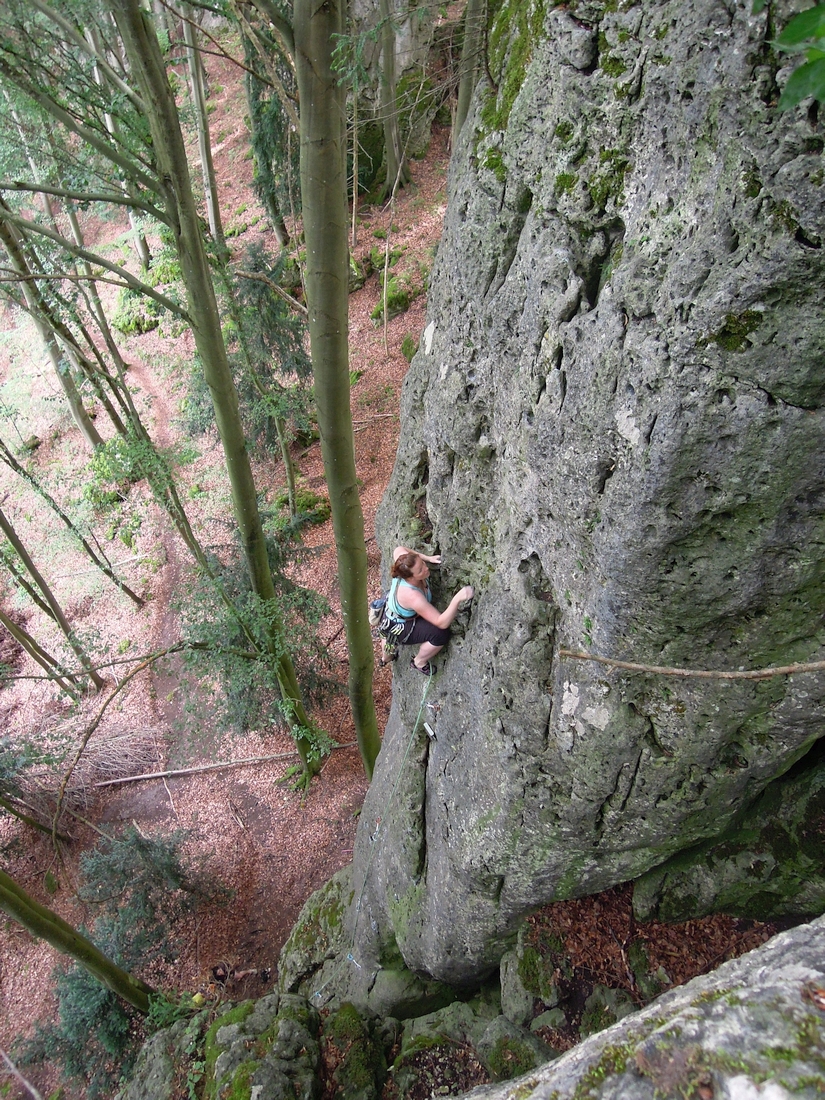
[559,649,825,681]
[311,666,434,1002]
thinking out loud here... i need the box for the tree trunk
[86,26,152,269]
[378,0,409,198]
[294,0,381,778]
[110,0,319,776]
[182,3,226,252]
[0,507,105,689]
[455,0,486,137]
[0,208,104,450]
[0,607,80,697]
[0,869,153,1014]
[351,78,359,249]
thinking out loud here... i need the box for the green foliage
[487,1035,537,1081]
[78,826,204,943]
[110,286,161,335]
[401,333,418,362]
[20,929,136,1100]
[145,241,183,289]
[588,149,629,211]
[147,991,202,1031]
[710,310,763,351]
[18,827,218,1099]
[753,2,825,108]
[271,486,332,529]
[184,243,313,457]
[331,29,385,194]
[481,0,546,133]
[370,244,403,270]
[83,433,180,543]
[483,147,507,181]
[324,1003,387,1094]
[176,532,338,739]
[243,27,301,228]
[555,119,574,143]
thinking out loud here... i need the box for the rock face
[634,737,825,922]
[461,915,825,1100]
[318,0,825,1002]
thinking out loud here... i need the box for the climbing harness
[311,666,434,1002]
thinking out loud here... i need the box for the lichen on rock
[337,0,825,1003]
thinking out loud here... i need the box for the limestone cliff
[287,0,825,1007]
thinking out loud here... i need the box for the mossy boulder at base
[321,1002,391,1100]
[459,915,825,1100]
[204,993,320,1100]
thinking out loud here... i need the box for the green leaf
[779,56,825,108]
[776,5,825,49]
[752,0,767,11]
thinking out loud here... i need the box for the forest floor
[0,35,785,1100]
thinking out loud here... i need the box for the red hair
[391,552,419,580]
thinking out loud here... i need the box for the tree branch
[0,179,166,222]
[157,0,270,83]
[234,269,308,315]
[0,57,159,196]
[96,741,357,787]
[0,212,189,319]
[28,0,145,113]
[242,0,296,58]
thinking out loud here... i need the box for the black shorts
[397,617,450,647]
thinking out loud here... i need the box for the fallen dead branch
[52,645,185,844]
[95,741,358,787]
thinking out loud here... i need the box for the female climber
[384,546,474,675]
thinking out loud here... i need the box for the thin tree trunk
[0,869,153,1014]
[0,608,80,697]
[0,549,57,620]
[351,78,359,249]
[378,0,409,200]
[182,3,226,252]
[294,0,381,779]
[0,435,144,607]
[0,507,105,690]
[0,209,104,450]
[87,26,152,269]
[111,0,319,776]
[455,0,486,137]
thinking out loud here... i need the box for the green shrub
[401,334,417,362]
[17,828,216,1099]
[110,287,161,334]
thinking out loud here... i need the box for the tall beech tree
[247,0,382,777]
[0,868,153,1013]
